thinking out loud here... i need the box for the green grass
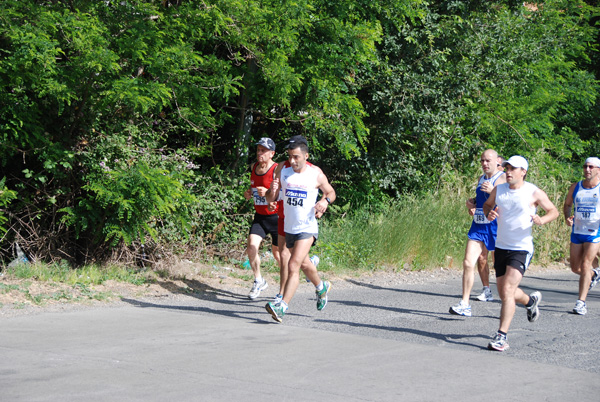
[0,160,573,295]
[315,171,571,275]
[1,262,148,306]
[5,261,148,286]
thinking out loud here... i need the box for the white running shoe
[273,293,283,304]
[449,300,472,317]
[527,291,542,322]
[476,287,494,302]
[590,268,600,291]
[573,300,587,315]
[248,278,268,300]
[488,333,509,352]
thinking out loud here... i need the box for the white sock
[281,301,289,311]
[255,275,263,283]
[316,281,324,292]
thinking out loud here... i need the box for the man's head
[286,135,309,172]
[255,137,275,163]
[480,149,499,176]
[502,155,528,186]
[583,157,600,180]
[497,155,506,171]
[286,135,308,153]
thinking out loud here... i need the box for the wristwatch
[325,197,332,204]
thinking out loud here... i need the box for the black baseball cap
[286,135,308,148]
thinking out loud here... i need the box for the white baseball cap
[502,155,528,171]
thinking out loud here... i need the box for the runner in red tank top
[243,138,281,300]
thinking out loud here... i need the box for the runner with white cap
[563,157,600,315]
[483,155,559,351]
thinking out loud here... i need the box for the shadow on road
[314,317,491,350]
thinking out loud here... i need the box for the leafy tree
[356,0,600,198]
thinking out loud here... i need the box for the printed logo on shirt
[285,189,307,199]
[577,207,596,213]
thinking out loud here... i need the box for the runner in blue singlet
[563,157,600,315]
[450,149,506,317]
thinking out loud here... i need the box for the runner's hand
[315,199,328,214]
[487,206,498,222]
[565,215,574,227]
[256,186,268,197]
[531,214,544,225]
[270,178,279,194]
[481,182,493,193]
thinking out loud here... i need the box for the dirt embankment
[0,260,570,317]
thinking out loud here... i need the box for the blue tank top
[572,181,600,236]
[472,171,504,225]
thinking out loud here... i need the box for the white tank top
[573,181,600,236]
[495,182,538,253]
[281,164,320,234]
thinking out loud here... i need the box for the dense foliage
[1,0,598,266]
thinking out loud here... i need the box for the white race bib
[473,208,491,224]
[252,189,268,206]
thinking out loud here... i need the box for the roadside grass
[6,261,148,286]
[315,170,571,276]
[0,163,573,306]
[0,262,148,306]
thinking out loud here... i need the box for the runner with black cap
[243,137,281,300]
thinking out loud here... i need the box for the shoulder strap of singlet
[269,162,278,179]
[490,170,504,185]
[573,181,583,199]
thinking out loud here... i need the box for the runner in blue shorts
[563,157,600,315]
[450,149,505,317]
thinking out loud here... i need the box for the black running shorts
[249,213,279,246]
[494,248,533,277]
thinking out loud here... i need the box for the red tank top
[251,162,278,215]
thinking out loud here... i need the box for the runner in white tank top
[483,155,558,352]
[281,163,320,235]
[494,181,538,254]
[264,135,336,323]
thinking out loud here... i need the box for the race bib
[473,208,491,224]
[252,189,267,206]
[285,188,307,207]
[574,206,600,235]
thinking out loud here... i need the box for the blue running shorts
[467,223,496,251]
[570,232,600,245]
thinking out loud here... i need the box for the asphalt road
[1,268,599,401]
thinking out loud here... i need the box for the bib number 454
[287,197,304,207]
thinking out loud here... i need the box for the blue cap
[255,137,275,151]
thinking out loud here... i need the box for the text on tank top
[281,164,320,234]
[572,181,600,236]
[251,162,278,215]
[473,170,504,225]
